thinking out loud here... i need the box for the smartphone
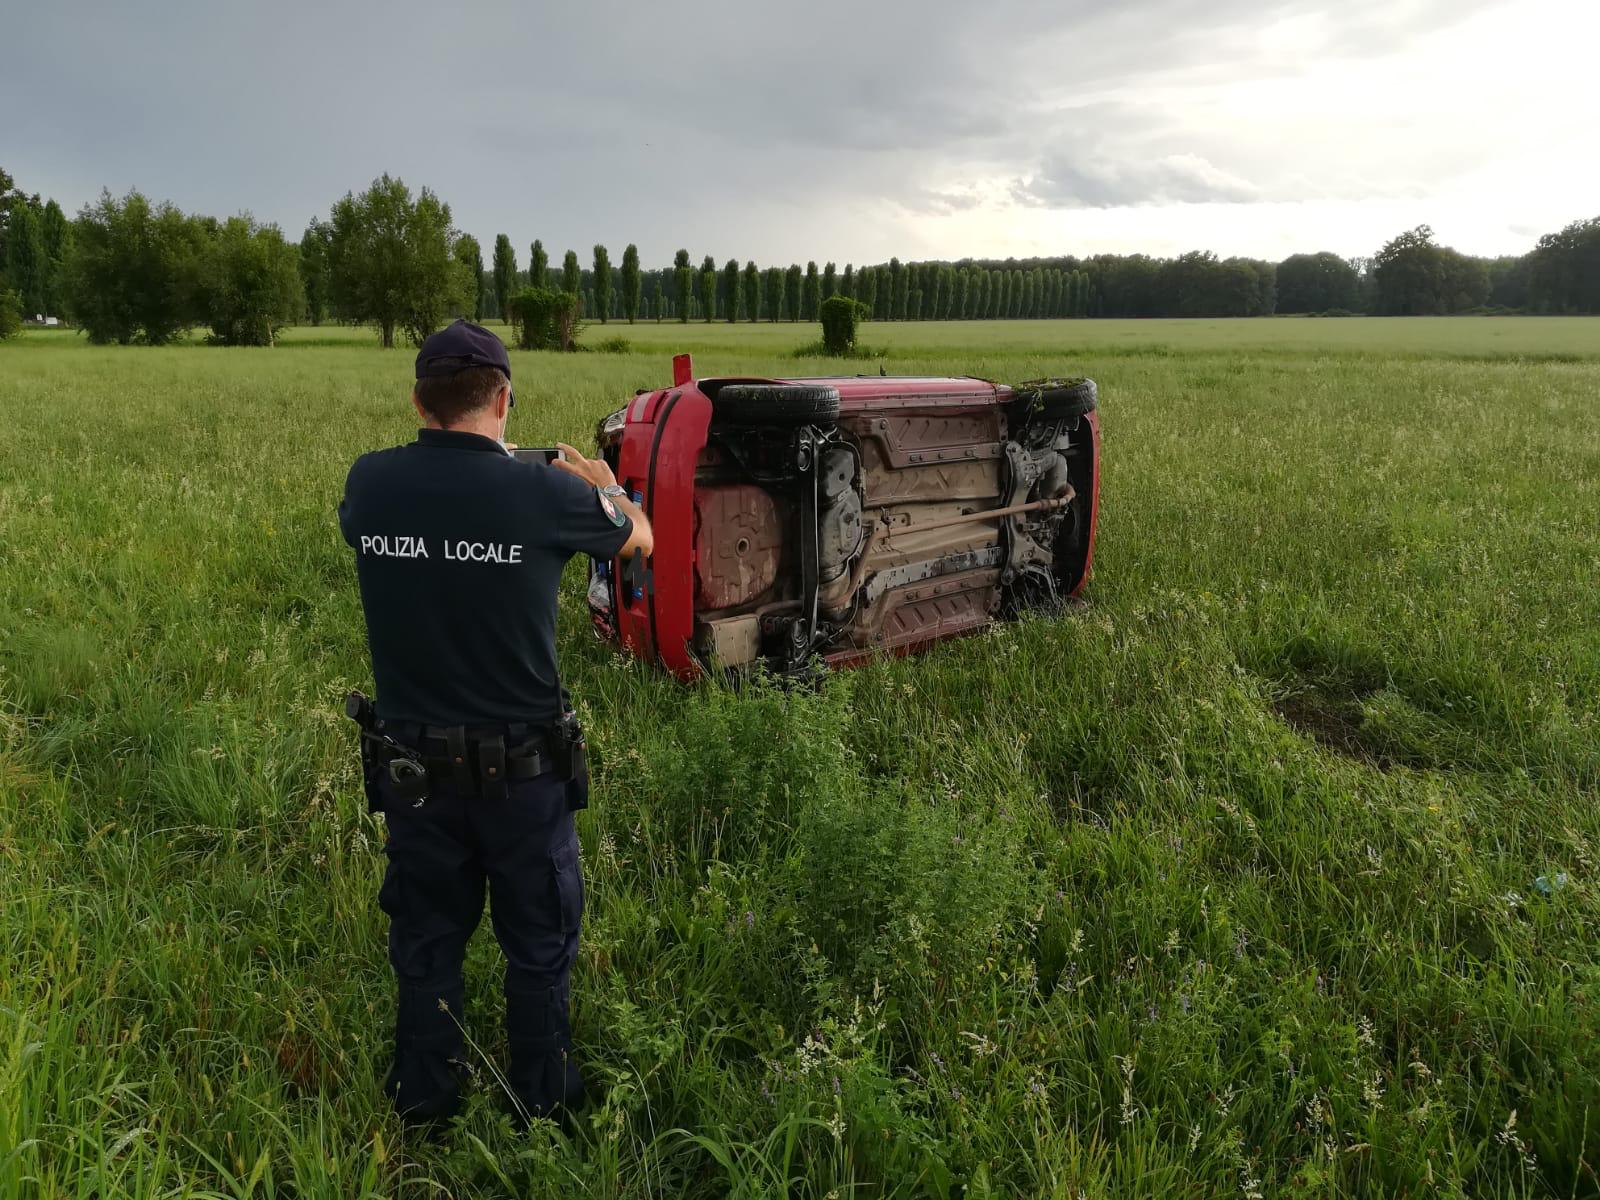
[512,447,566,465]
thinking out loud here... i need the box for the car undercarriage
[589,360,1100,678]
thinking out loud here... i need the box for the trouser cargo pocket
[551,836,584,934]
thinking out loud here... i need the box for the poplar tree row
[480,243,1102,324]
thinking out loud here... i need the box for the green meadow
[2,316,1598,1197]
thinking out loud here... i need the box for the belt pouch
[445,726,473,795]
[479,734,508,802]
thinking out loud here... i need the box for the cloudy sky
[3,0,1595,269]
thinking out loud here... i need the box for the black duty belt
[380,721,553,801]
[346,691,586,810]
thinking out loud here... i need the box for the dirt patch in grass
[1271,685,1398,770]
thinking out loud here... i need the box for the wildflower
[1362,1071,1385,1109]
[1117,1055,1137,1126]
[744,910,755,930]
[1496,1110,1537,1172]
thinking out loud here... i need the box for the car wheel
[1012,377,1098,419]
[712,384,842,427]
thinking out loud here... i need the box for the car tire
[712,384,842,427]
[1012,377,1097,419]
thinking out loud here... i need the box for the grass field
[2,316,1598,1198]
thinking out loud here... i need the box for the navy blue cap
[415,319,514,406]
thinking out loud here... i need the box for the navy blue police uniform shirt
[338,428,632,727]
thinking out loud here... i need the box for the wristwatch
[600,483,627,499]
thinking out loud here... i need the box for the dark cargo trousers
[374,768,585,1123]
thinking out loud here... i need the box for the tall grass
[1,318,1598,1196]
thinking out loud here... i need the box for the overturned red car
[587,356,1100,679]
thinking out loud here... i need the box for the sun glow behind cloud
[901,0,1599,260]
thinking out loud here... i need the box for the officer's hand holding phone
[551,443,655,558]
[549,443,617,489]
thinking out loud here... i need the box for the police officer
[338,319,652,1126]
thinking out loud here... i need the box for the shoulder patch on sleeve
[597,486,627,527]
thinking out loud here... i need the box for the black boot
[384,980,466,1125]
[505,982,585,1127]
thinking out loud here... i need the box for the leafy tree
[930,270,945,321]
[822,261,836,299]
[38,199,69,317]
[530,239,549,289]
[193,215,304,345]
[1373,226,1445,315]
[722,258,741,322]
[0,166,21,288]
[492,234,517,322]
[1439,250,1489,312]
[674,249,692,322]
[1527,217,1600,313]
[646,272,662,322]
[592,244,612,323]
[763,267,783,321]
[1214,258,1264,316]
[699,255,717,322]
[298,220,333,324]
[561,249,580,295]
[784,264,803,322]
[620,243,641,323]
[887,257,904,319]
[327,175,471,347]
[858,266,877,315]
[64,189,210,344]
[5,200,44,315]
[0,288,19,339]
[1486,255,1531,310]
[452,233,484,321]
[841,263,854,299]
[742,260,760,322]
[1245,259,1278,315]
[1276,252,1359,313]
[802,261,820,321]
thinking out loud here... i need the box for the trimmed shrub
[507,286,582,351]
[819,295,869,356]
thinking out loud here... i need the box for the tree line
[3,162,1597,346]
